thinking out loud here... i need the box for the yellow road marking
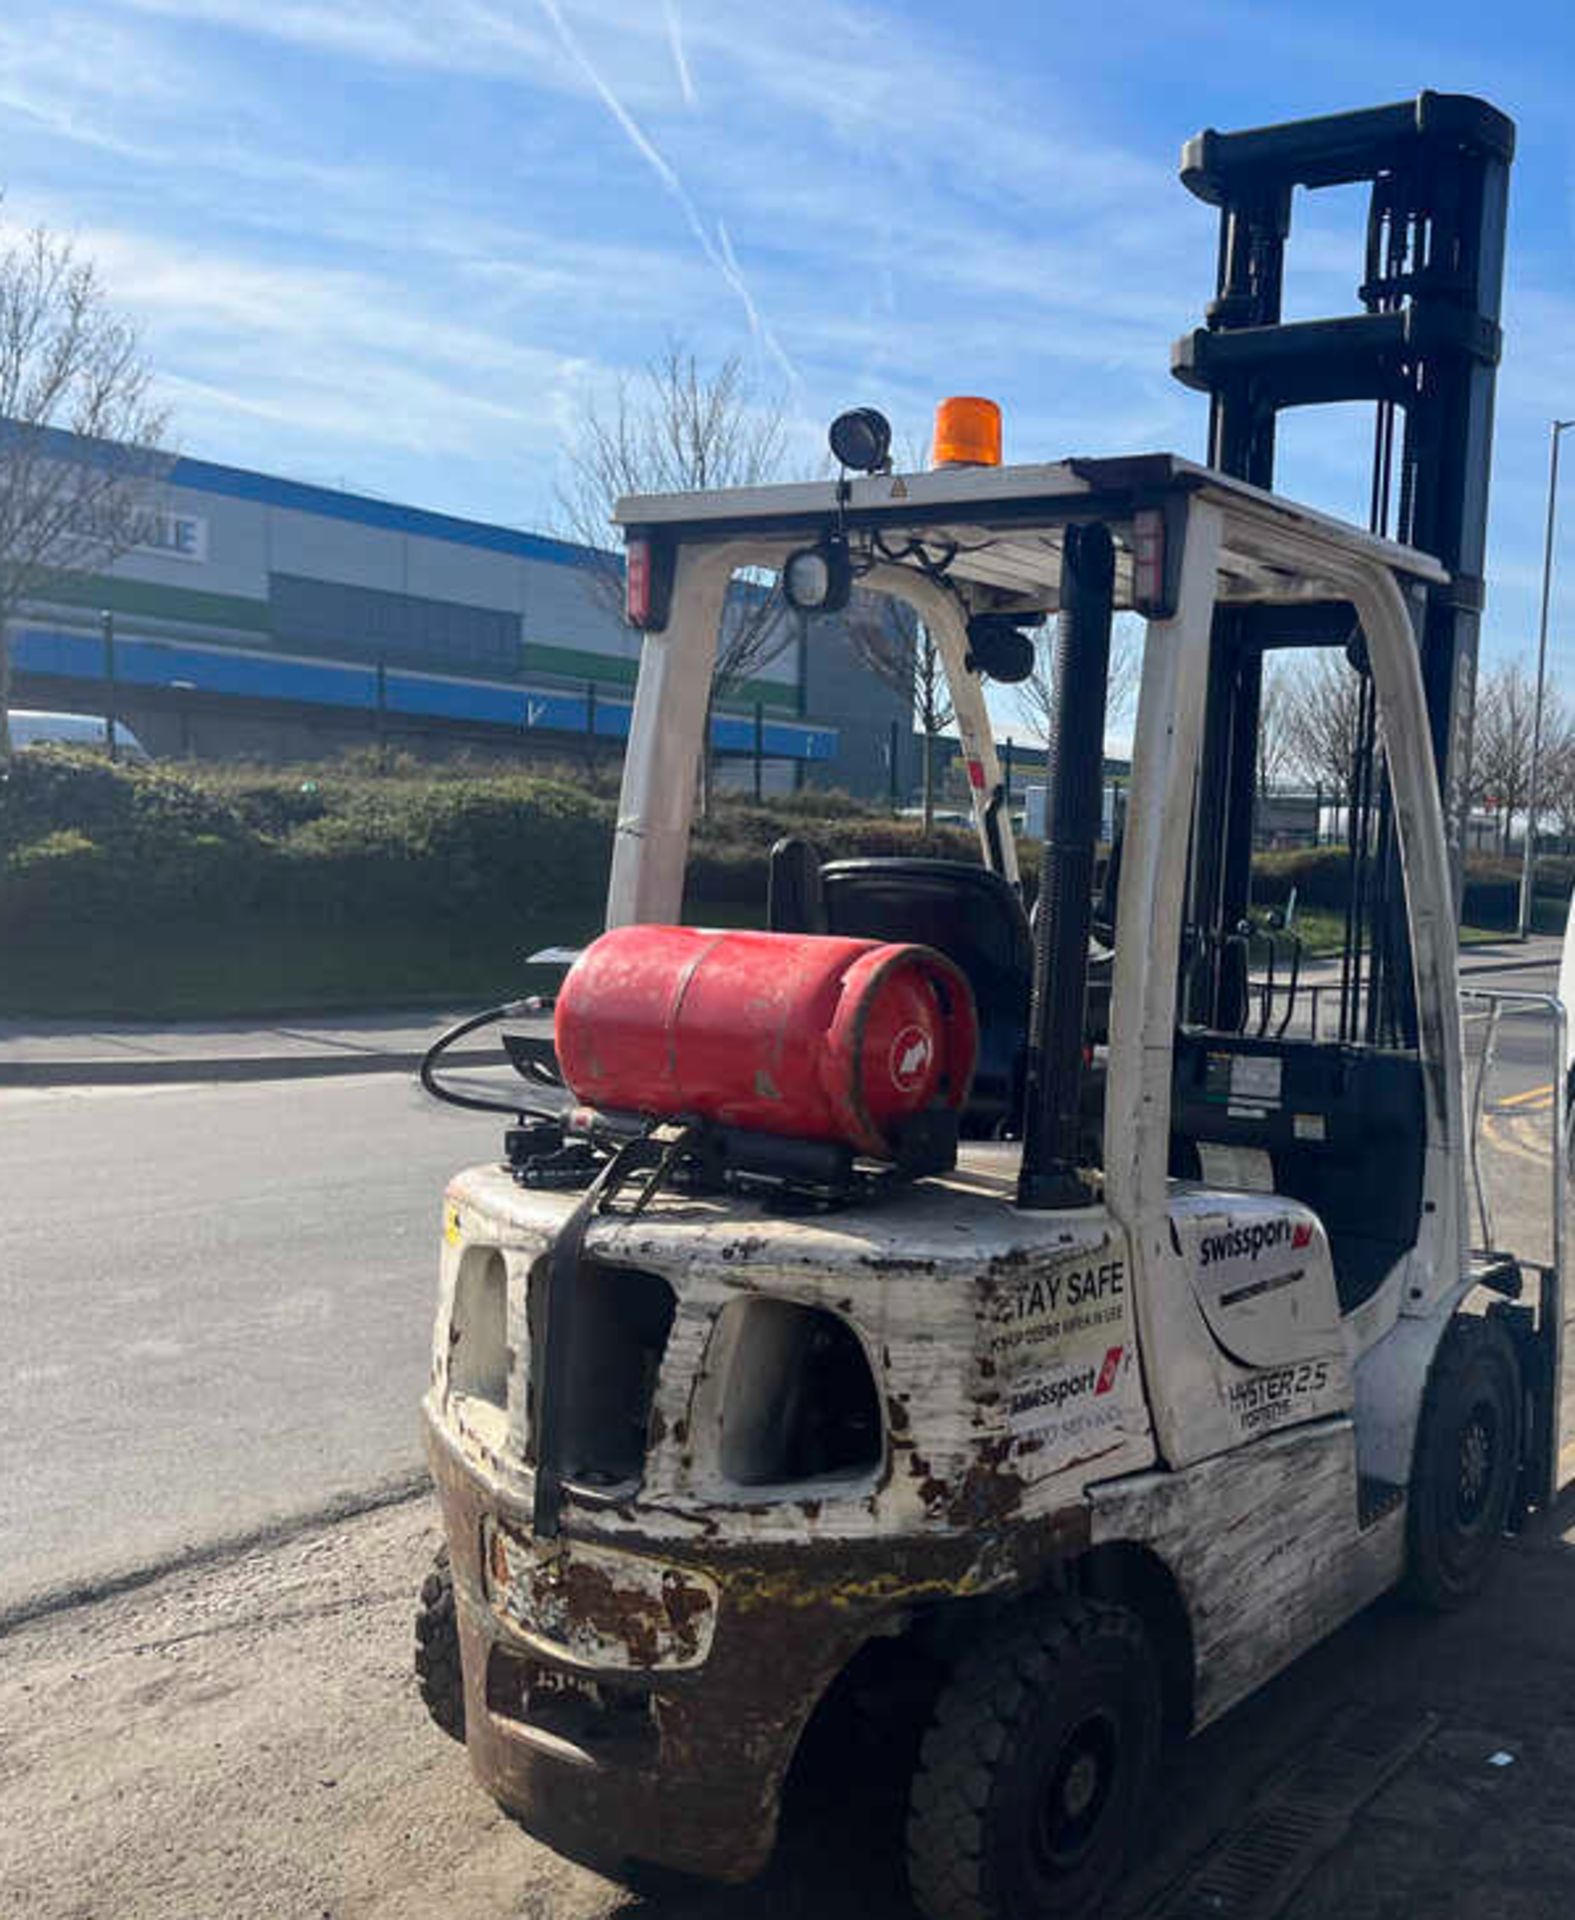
[1482,1110,1555,1168]
[1500,1081,1555,1109]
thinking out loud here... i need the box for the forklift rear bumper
[422,1402,1090,1881]
[422,1405,900,1882]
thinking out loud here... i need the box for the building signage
[65,497,210,565]
[134,511,208,564]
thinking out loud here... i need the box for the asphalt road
[0,1070,500,1620]
[1462,957,1563,1100]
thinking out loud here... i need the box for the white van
[9,709,150,759]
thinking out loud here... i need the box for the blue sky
[1,0,1572,677]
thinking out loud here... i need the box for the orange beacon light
[932,395,1002,468]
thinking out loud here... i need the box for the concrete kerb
[1459,953,1562,976]
[0,1046,500,1089]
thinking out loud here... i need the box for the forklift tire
[415,1545,466,1742]
[905,1597,1159,1920]
[1403,1314,1522,1612]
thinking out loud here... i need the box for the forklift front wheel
[905,1597,1159,1920]
[414,1543,466,1742]
[1403,1314,1522,1612]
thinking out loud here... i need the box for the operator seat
[767,840,1030,1137]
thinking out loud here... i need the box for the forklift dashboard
[1170,1031,1425,1313]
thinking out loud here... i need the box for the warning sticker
[1230,1054,1283,1107]
[1203,1050,1283,1110]
[888,1024,933,1092]
[988,1249,1136,1458]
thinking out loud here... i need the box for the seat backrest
[766,835,827,935]
[818,856,1031,1138]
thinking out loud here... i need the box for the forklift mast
[1173,94,1513,1039]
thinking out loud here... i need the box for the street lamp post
[101,609,117,764]
[1518,417,1575,940]
[171,678,197,760]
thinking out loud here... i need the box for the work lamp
[828,406,892,475]
[783,535,853,614]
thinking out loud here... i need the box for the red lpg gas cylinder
[554,926,978,1160]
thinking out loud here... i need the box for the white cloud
[125,0,559,75]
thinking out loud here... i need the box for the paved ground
[1460,934,1565,974]
[6,1488,1575,1920]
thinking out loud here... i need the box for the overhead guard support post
[1017,521,1115,1210]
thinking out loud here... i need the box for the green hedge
[0,753,1008,1013]
[685,806,986,904]
[1251,844,1566,931]
[0,751,619,934]
[10,750,1558,1016]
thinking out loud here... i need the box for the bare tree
[1013,616,1141,756]
[1539,725,1575,849]
[0,210,170,758]
[1279,648,1367,799]
[841,590,963,824]
[1470,657,1561,856]
[557,342,790,809]
[909,628,955,832]
[1256,654,1297,798]
[842,589,961,829]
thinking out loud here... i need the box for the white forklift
[415,93,1569,1918]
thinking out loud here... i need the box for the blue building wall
[7,426,921,787]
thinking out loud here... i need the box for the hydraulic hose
[418,999,541,1116]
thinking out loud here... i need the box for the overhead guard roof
[613,452,1449,615]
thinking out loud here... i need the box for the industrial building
[7,426,916,799]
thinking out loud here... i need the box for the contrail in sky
[662,0,696,106]
[535,0,797,386]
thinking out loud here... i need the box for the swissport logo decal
[1198,1217,1313,1267]
[1008,1346,1124,1425]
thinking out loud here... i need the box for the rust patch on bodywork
[914,1435,1024,1528]
[486,1522,720,1671]
[555,1560,712,1667]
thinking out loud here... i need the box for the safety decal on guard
[986,1242,1138,1468]
[1172,1189,1344,1377]
[888,1025,934,1092]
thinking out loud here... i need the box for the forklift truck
[415,93,1571,1918]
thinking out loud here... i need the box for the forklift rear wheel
[1403,1314,1522,1611]
[415,1544,466,1741]
[905,1597,1159,1920]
